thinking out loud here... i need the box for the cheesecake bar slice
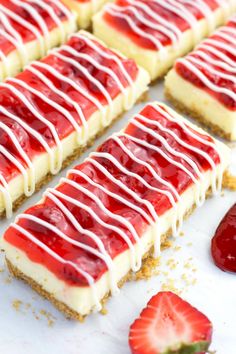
[2,102,230,320]
[0,30,150,218]
[62,0,112,29]
[165,17,236,141]
[0,0,77,81]
[93,0,236,80]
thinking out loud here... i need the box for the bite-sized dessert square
[0,30,150,218]
[0,0,77,80]
[62,0,112,29]
[93,0,236,80]
[165,17,236,141]
[2,102,230,320]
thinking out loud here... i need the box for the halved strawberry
[129,291,212,354]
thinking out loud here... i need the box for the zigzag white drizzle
[176,21,236,106]
[11,102,222,311]
[0,0,72,75]
[0,33,137,217]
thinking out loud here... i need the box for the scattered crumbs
[166,258,179,270]
[174,245,181,252]
[0,267,4,273]
[100,307,108,316]
[161,240,173,250]
[221,191,225,197]
[4,275,12,284]
[12,299,23,312]
[179,231,185,237]
[161,278,182,295]
[222,171,236,191]
[39,309,56,327]
[186,242,193,247]
[134,257,160,281]
[181,273,197,286]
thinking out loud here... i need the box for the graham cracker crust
[0,92,147,219]
[165,88,232,141]
[4,202,201,321]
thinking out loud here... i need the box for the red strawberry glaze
[211,203,236,273]
[103,0,220,51]
[175,20,236,110]
[0,0,71,57]
[0,34,138,184]
[4,105,221,286]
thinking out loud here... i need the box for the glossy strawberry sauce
[0,34,138,184]
[4,105,220,286]
[211,204,236,273]
[176,20,236,110]
[103,0,219,50]
[0,0,70,57]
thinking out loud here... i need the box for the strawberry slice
[129,291,212,354]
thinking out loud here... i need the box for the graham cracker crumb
[12,299,23,311]
[134,256,160,281]
[223,171,236,191]
[39,309,56,327]
[161,278,182,295]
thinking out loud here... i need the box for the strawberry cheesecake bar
[0,30,149,218]
[62,0,112,29]
[2,102,230,320]
[93,0,236,80]
[166,17,236,141]
[0,0,77,81]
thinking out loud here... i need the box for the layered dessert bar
[0,0,77,80]
[93,0,236,80]
[0,30,149,218]
[165,17,236,140]
[2,102,230,320]
[62,0,112,29]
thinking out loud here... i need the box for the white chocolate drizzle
[104,0,223,52]
[11,102,223,311]
[0,32,138,217]
[176,20,236,107]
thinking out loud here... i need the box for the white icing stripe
[1,81,63,173]
[0,3,45,57]
[180,0,215,32]
[178,57,236,102]
[49,0,74,22]
[0,105,57,175]
[8,77,83,141]
[52,50,113,125]
[12,222,102,311]
[127,0,182,41]
[149,103,223,194]
[0,122,35,195]
[29,0,65,44]
[12,0,49,52]
[197,42,236,68]
[60,44,130,110]
[0,174,12,218]
[203,37,236,57]
[0,11,27,67]
[191,50,236,72]
[53,179,139,271]
[106,5,166,56]
[19,207,119,295]
[187,55,236,84]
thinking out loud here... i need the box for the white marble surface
[0,83,235,354]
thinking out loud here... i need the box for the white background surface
[0,83,235,354]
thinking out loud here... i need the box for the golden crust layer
[4,201,202,321]
[165,88,231,141]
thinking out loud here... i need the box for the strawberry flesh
[129,291,212,354]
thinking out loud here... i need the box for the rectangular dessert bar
[93,0,236,80]
[62,0,112,29]
[2,102,230,320]
[0,0,77,81]
[165,16,236,141]
[0,30,150,218]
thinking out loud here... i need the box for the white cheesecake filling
[2,126,230,316]
[62,0,112,28]
[0,67,150,215]
[165,69,236,140]
[93,6,232,80]
[0,20,77,81]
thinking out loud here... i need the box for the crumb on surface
[134,257,160,281]
[223,171,236,191]
[12,299,23,311]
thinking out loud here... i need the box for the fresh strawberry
[129,291,212,354]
